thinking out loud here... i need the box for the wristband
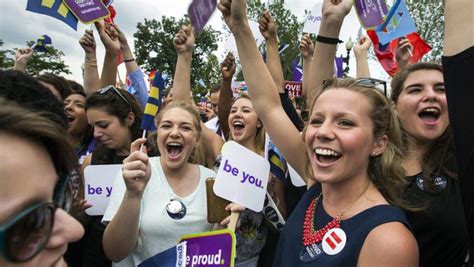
[316,35,342,45]
[123,58,135,63]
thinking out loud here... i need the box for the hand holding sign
[122,138,151,198]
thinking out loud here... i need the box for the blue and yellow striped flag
[26,0,78,30]
[141,71,165,131]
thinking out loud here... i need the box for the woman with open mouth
[391,63,469,266]
[101,101,216,266]
[218,0,419,266]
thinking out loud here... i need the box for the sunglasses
[99,85,132,111]
[323,78,387,96]
[0,175,72,263]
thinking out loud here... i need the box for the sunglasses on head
[0,175,73,263]
[99,85,132,111]
[323,78,387,96]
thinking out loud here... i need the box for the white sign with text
[84,164,122,216]
[214,141,270,212]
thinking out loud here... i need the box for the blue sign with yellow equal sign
[26,0,78,30]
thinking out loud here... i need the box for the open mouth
[232,121,245,134]
[314,148,341,164]
[418,107,440,124]
[166,142,183,159]
[66,114,75,124]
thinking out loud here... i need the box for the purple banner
[354,0,389,29]
[64,0,109,24]
[188,0,217,35]
[180,229,235,267]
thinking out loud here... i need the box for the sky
[0,0,389,86]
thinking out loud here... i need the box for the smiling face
[305,88,385,184]
[0,133,84,267]
[228,97,262,146]
[87,108,132,152]
[64,94,88,138]
[156,107,200,170]
[394,69,448,145]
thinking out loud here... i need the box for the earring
[372,152,378,156]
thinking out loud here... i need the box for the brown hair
[391,63,456,192]
[155,101,206,165]
[304,78,412,209]
[0,98,77,185]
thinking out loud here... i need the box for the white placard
[84,164,122,216]
[288,163,306,187]
[214,141,270,212]
[303,3,323,34]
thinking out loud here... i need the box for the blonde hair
[304,78,412,210]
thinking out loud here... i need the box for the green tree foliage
[406,0,444,63]
[0,40,71,75]
[133,16,221,93]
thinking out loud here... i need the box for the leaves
[133,16,221,95]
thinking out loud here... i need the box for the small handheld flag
[375,0,417,46]
[26,0,78,30]
[141,72,165,132]
[33,34,52,52]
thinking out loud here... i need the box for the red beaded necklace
[303,184,369,246]
[302,193,342,246]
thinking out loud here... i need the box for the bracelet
[123,58,135,63]
[316,35,342,45]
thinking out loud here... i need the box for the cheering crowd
[1,0,473,266]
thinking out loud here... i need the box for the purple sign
[180,229,236,267]
[354,0,389,29]
[188,0,217,35]
[64,0,110,24]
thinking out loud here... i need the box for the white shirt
[103,157,216,266]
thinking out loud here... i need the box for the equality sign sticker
[84,164,122,216]
[188,0,217,35]
[180,229,236,267]
[214,141,269,212]
[322,228,347,255]
[354,0,389,29]
[63,0,110,24]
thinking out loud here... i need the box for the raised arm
[443,0,473,57]
[299,33,314,98]
[305,0,353,106]
[354,36,372,78]
[13,48,33,73]
[79,29,101,94]
[96,21,120,88]
[218,0,308,182]
[259,10,285,93]
[171,25,195,103]
[217,52,236,140]
[114,24,148,108]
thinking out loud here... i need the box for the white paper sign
[84,164,122,216]
[303,3,323,34]
[288,164,306,187]
[214,141,270,212]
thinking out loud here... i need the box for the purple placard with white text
[354,0,389,29]
[188,0,217,35]
[180,229,236,267]
[63,0,110,24]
